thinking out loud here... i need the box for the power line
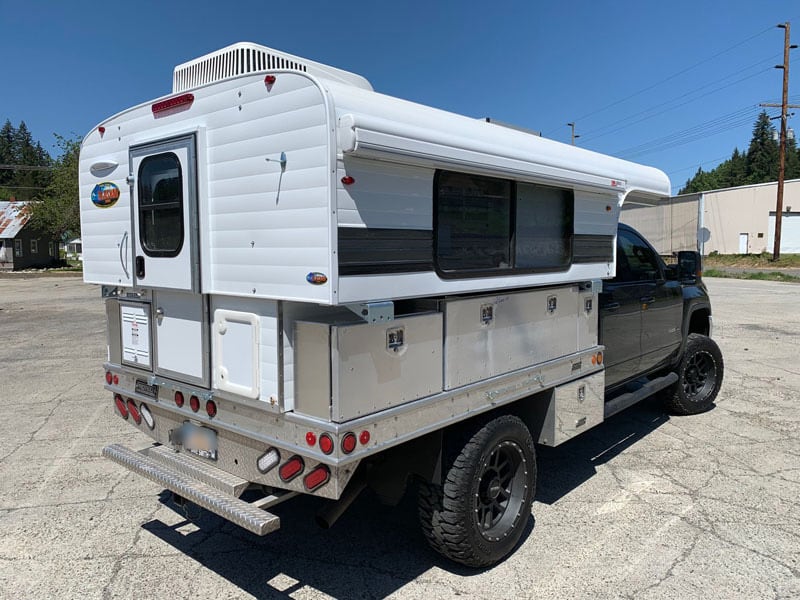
[543,23,777,135]
[583,68,774,145]
[613,105,768,159]
[579,54,780,141]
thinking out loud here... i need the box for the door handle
[605,302,621,311]
[119,231,129,279]
[640,296,655,304]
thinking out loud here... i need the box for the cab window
[616,229,661,282]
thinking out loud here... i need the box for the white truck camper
[82,42,672,567]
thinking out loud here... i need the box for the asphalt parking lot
[0,276,798,600]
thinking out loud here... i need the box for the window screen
[436,172,511,272]
[515,183,572,269]
[138,153,183,257]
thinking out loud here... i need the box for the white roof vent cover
[172,42,373,92]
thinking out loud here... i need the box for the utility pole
[761,22,798,260]
[567,122,580,145]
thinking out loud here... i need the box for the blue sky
[2,0,798,193]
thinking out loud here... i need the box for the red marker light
[306,431,317,446]
[174,391,184,408]
[105,371,113,385]
[112,374,119,385]
[264,75,276,85]
[98,126,106,135]
[359,430,371,445]
[341,176,355,185]
[206,400,217,418]
[189,395,200,412]
[152,93,194,116]
[319,433,334,455]
[341,432,357,454]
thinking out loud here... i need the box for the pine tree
[745,111,779,184]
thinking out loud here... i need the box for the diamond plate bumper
[103,443,280,536]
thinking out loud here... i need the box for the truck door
[129,135,208,387]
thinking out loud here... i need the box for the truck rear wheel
[663,333,724,415]
[417,415,536,567]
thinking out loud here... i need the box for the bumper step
[103,443,280,536]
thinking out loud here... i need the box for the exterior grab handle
[119,231,129,279]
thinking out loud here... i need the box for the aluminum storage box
[443,285,598,390]
[294,313,443,422]
[534,371,605,446]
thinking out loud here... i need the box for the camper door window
[434,170,573,277]
[138,153,184,257]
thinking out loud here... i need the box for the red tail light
[306,432,317,446]
[279,456,304,482]
[114,394,128,419]
[189,395,200,412]
[205,400,217,418]
[341,432,357,454]
[105,371,112,385]
[359,430,371,445]
[174,391,184,407]
[126,399,141,425]
[304,465,330,491]
[319,433,334,455]
[113,374,119,385]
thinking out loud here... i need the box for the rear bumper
[103,443,280,536]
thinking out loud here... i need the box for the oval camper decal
[91,182,120,208]
[306,272,328,285]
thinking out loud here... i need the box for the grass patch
[704,253,800,269]
[704,268,800,283]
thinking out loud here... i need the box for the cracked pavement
[0,276,798,599]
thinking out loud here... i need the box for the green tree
[27,135,80,240]
[746,111,779,183]
[0,120,52,200]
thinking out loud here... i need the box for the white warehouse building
[621,178,800,255]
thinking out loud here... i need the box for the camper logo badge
[91,182,121,208]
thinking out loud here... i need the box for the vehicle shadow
[536,396,671,504]
[140,398,669,598]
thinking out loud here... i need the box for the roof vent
[172,42,373,93]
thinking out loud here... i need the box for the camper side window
[435,170,573,276]
[138,153,184,257]
[436,172,511,272]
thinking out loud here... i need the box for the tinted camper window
[436,172,511,272]
[138,153,184,257]
[435,170,573,276]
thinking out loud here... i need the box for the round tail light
[341,432,357,454]
[105,371,113,385]
[319,433,334,455]
[174,391,184,408]
[189,395,200,412]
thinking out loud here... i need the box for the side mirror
[677,251,701,281]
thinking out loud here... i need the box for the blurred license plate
[181,423,218,461]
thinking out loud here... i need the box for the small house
[0,201,59,270]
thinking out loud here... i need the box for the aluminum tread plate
[103,443,279,536]
[142,444,250,497]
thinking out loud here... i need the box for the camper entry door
[129,135,199,292]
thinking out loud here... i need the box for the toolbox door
[129,135,198,291]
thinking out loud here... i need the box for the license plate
[135,379,159,399]
[181,422,218,461]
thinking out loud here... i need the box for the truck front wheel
[663,333,724,415]
[417,415,536,567]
